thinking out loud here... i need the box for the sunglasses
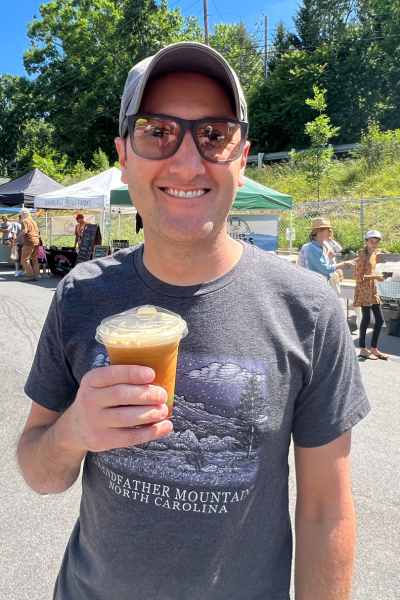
[123,113,248,163]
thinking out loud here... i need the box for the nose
[168,131,206,180]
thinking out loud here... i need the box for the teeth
[164,188,206,198]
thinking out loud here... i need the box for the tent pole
[118,210,121,239]
[46,209,48,246]
[289,210,293,252]
[107,205,111,247]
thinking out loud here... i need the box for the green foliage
[291,86,340,199]
[0,75,34,176]
[92,148,110,172]
[32,151,68,182]
[248,51,330,152]
[248,1,400,152]
[210,22,264,95]
[23,0,202,166]
[351,121,400,170]
[14,120,57,177]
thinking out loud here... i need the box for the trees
[236,374,266,459]
[210,22,264,95]
[0,75,33,177]
[291,86,340,200]
[23,0,202,166]
[248,0,400,153]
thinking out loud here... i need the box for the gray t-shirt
[1,220,12,242]
[25,242,370,600]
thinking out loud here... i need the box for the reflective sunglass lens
[133,117,180,158]
[197,122,241,161]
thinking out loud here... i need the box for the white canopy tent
[34,167,123,244]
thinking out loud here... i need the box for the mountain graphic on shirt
[94,348,269,487]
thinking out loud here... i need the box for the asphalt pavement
[0,264,399,600]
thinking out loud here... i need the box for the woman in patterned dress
[353,230,389,360]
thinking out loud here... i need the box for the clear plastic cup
[95,305,188,419]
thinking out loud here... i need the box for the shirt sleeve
[292,287,370,447]
[24,291,79,412]
[307,243,336,275]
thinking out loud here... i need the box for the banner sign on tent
[51,215,95,237]
[227,215,278,250]
[41,197,102,209]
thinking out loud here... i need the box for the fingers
[104,402,169,428]
[84,364,156,388]
[99,420,174,451]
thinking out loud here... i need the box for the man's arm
[17,365,172,495]
[294,431,356,600]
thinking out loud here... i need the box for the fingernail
[140,367,153,380]
[159,404,168,418]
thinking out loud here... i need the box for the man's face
[2,216,7,223]
[115,71,249,245]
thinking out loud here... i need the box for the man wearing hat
[74,213,88,249]
[306,217,354,280]
[18,43,369,600]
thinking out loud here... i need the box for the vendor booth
[0,169,64,208]
[110,177,292,211]
[110,177,293,252]
[34,167,123,276]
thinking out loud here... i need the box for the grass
[245,155,400,203]
[245,155,400,252]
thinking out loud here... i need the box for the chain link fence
[232,197,400,252]
[34,197,400,253]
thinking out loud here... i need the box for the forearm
[17,416,86,495]
[295,510,356,600]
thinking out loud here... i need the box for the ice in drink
[95,305,188,418]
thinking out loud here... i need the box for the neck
[141,231,243,286]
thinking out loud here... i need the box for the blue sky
[0,0,299,77]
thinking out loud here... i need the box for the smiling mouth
[161,188,208,198]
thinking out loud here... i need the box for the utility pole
[264,15,268,78]
[203,0,209,45]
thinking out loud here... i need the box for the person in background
[13,208,40,282]
[74,213,88,249]
[10,214,25,276]
[1,215,12,244]
[324,235,344,296]
[298,240,311,268]
[353,230,389,360]
[306,218,354,280]
[37,237,50,278]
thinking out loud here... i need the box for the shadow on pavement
[0,265,60,289]
[353,326,400,359]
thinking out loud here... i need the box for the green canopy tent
[110,177,292,210]
[109,177,292,249]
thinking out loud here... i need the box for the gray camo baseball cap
[119,41,247,137]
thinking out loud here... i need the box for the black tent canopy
[0,169,64,208]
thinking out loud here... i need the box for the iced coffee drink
[95,305,188,418]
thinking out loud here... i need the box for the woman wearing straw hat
[353,230,389,360]
[306,218,354,281]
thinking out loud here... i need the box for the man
[17,43,369,600]
[10,213,25,276]
[74,213,88,249]
[13,207,40,281]
[1,214,12,243]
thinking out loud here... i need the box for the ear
[237,141,250,188]
[115,137,128,184]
